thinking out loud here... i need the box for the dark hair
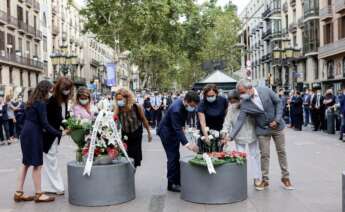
[203,84,218,98]
[184,91,200,103]
[228,90,240,100]
[27,80,53,107]
[53,77,74,104]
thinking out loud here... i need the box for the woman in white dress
[42,77,73,195]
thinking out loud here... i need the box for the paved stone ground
[0,127,344,212]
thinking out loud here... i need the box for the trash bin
[327,109,335,134]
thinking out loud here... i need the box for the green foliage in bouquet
[189,154,226,167]
[64,117,92,149]
[189,151,247,167]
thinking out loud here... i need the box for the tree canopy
[80,0,241,90]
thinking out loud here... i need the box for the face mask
[240,93,251,100]
[62,90,70,95]
[48,92,53,98]
[185,105,195,112]
[117,100,126,107]
[231,103,240,108]
[206,96,216,103]
[79,99,89,105]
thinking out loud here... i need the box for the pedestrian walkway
[0,128,343,212]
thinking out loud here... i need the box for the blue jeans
[304,106,310,126]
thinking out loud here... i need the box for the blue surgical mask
[206,96,217,103]
[117,100,126,107]
[240,94,251,100]
[186,105,195,112]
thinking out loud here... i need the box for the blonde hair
[115,87,136,112]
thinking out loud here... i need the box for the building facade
[240,0,323,91]
[0,0,44,98]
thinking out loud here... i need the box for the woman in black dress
[14,80,64,203]
[197,84,228,152]
[114,88,152,167]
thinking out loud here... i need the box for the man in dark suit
[311,89,324,131]
[303,89,311,127]
[339,87,345,141]
[157,91,199,192]
[228,80,293,191]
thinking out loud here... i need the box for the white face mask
[206,96,217,103]
[62,90,71,96]
[79,99,89,105]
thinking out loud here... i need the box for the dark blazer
[294,96,303,114]
[311,94,324,110]
[43,96,68,153]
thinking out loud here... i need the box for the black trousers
[151,109,162,128]
[294,113,303,130]
[123,127,143,167]
[159,130,180,185]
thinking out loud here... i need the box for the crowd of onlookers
[279,87,345,140]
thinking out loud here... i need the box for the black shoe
[167,184,181,192]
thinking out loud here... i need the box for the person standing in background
[143,94,152,126]
[288,91,297,129]
[5,95,18,142]
[42,77,73,195]
[339,87,345,141]
[150,91,162,128]
[309,89,316,129]
[14,96,25,138]
[294,91,304,131]
[303,89,311,127]
[0,97,6,145]
[311,89,324,131]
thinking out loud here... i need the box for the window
[26,41,30,57]
[338,16,345,39]
[293,33,297,47]
[293,9,296,23]
[43,13,47,27]
[18,37,23,55]
[26,11,29,25]
[0,65,2,84]
[0,31,5,52]
[28,72,31,87]
[324,23,333,44]
[9,67,13,84]
[36,73,39,85]
[20,70,23,86]
[7,33,15,54]
[34,44,38,57]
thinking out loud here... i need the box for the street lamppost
[50,45,78,81]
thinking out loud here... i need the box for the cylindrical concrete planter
[180,155,247,204]
[343,171,345,212]
[67,158,135,207]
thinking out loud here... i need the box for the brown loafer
[255,180,269,191]
[282,178,295,190]
[34,193,55,203]
[14,191,34,202]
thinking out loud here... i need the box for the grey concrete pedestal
[180,155,247,204]
[343,172,345,212]
[67,159,135,207]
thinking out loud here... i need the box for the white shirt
[251,88,264,111]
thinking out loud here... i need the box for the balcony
[34,29,42,41]
[289,22,297,32]
[0,52,43,70]
[262,7,272,19]
[72,76,87,86]
[26,0,33,8]
[33,1,40,13]
[52,24,59,35]
[272,6,282,15]
[17,21,28,34]
[91,59,100,67]
[304,8,319,20]
[6,15,18,30]
[283,2,288,13]
[52,5,58,15]
[303,39,319,55]
[320,6,333,21]
[262,28,272,40]
[290,0,296,7]
[298,17,304,28]
[0,10,6,25]
[336,0,345,13]
[27,25,35,38]
[272,30,282,39]
[319,38,345,58]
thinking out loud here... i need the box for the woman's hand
[148,132,153,143]
[62,129,70,136]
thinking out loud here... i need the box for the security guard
[157,91,200,192]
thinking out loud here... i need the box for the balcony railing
[335,0,345,13]
[262,7,272,19]
[0,10,6,24]
[7,15,18,29]
[0,52,43,70]
[272,30,282,39]
[283,2,288,13]
[320,6,333,21]
[290,0,296,6]
[27,25,35,36]
[33,1,40,12]
[319,38,345,58]
[303,39,319,55]
[298,17,304,28]
[262,28,272,40]
[289,22,297,32]
[304,8,319,19]
[17,20,28,33]
[26,0,33,8]
[34,29,42,40]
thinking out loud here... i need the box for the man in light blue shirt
[150,92,163,128]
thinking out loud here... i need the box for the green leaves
[81,0,241,89]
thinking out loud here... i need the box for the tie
[155,97,157,106]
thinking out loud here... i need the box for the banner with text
[106,63,116,87]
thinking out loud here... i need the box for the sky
[76,0,250,14]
